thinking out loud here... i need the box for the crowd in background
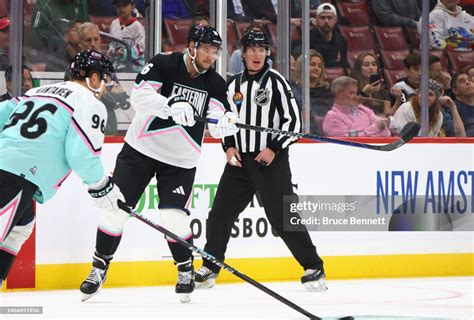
[0,0,473,137]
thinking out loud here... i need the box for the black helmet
[69,50,114,81]
[187,25,222,48]
[241,30,271,51]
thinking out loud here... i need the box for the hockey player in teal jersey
[0,50,125,287]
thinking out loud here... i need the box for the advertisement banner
[36,142,474,264]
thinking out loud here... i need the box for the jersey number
[140,63,154,75]
[92,114,105,133]
[3,101,58,139]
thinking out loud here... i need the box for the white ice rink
[1,277,472,319]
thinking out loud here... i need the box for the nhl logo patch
[254,88,270,107]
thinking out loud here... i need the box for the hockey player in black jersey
[79,25,238,303]
[195,30,327,292]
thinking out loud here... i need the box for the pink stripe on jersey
[0,245,17,256]
[0,193,21,242]
[98,225,123,237]
[53,170,72,190]
[71,121,102,156]
[30,96,74,114]
[166,232,193,243]
[139,125,201,154]
[209,98,226,112]
[133,80,162,92]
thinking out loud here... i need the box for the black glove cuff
[88,177,114,198]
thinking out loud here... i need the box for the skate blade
[81,288,101,302]
[178,293,192,303]
[195,278,215,289]
[81,292,96,302]
[304,279,328,292]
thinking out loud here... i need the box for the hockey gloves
[88,176,125,213]
[164,95,196,127]
[216,111,239,136]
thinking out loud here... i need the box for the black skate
[301,268,328,292]
[195,266,218,289]
[80,254,110,302]
[175,260,195,303]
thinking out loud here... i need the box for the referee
[195,30,327,292]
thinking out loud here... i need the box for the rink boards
[6,139,474,290]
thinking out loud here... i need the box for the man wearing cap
[0,17,10,71]
[308,3,348,68]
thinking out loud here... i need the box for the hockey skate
[195,266,218,289]
[175,260,195,303]
[80,254,110,302]
[301,268,328,292]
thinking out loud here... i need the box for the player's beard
[195,57,213,73]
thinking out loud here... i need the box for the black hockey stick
[118,202,352,320]
[196,116,420,152]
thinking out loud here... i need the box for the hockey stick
[196,116,420,152]
[118,202,353,320]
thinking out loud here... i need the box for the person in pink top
[322,76,391,137]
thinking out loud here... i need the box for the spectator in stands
[392,79,444,136]
[191,15,210,27]
[78,22,101,52]
[392,53,421,103]
[323,76,391,137]
[292,50,333,135]
[466,64,474,78]
[228,23,273,75]
[0,17,9,71]
[289,0,320,27]
[0,65,33,102]
[290,54,297,82]
[108,0,146,72]
[372,0,420,28]
[78,22,129,136]
[89,0,146,17]
[184,0,210,17]
[350,52,395,116]
[439,93,466,137]
[419,0,474,50]
[452,66,474,135]
[228,0,252,22]
[241,0,277,23]
[304,3,347,68]
[291,0,321,17]
[429,54,452,94]
[163,0,190,18]
[46,20,82,71]
[32,0,89,54]
[416,0,438,12]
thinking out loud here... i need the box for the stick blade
[399,121,420,141]
[379,122,420,151]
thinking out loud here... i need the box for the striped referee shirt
[223,64,301,153]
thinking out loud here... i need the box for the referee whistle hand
[226,147,242,167]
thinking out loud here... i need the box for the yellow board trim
[3,253,474,291]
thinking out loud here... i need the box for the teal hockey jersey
[0,81,107,203]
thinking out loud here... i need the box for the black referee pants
[202,149,324,273]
